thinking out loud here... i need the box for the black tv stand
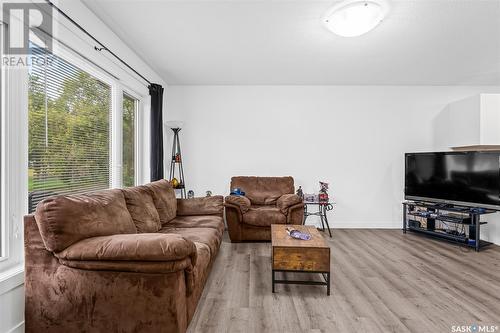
[402,201,496,251]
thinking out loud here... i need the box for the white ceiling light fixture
[323,0,390,37]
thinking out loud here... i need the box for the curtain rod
[45,0,153,86]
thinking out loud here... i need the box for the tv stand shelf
[403,201,496,252]
[406,211,488,225]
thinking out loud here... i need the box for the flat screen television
[405,151,500,210]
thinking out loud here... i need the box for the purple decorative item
[286,228,312,241]
[304,193,317,202]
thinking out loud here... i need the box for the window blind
[28,45,112,212]
[122,93,136,187]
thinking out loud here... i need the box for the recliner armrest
[224,195,251,213]
[276,194,303,214]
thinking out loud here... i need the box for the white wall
[0,285,24,333]
[165,85,500,243]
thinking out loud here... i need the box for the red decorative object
[319,181,329,202]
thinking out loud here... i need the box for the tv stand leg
[403,203,407,234]
[475,214,480,252]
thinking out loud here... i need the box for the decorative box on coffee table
[271,224,331,295]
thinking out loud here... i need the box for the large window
[122,93,137,187]
[0,17,146,277]
[28,46,112,212]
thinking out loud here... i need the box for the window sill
[0,264,24,295]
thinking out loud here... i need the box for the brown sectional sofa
[224,176,304,242]
[24,179,224,333]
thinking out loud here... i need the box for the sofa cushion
[190,242,211,289]
[187,242,212,321]
[176,196,223,216]
[145,179,177,225]
[160,227,221,258]
[35,189,136,252]
[242,206,286,227]
[168,216,224,236]
[122,186,161,233]
[230,176,295,205]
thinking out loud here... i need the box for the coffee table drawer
[273,247,330,272]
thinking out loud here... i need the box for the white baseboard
[8,321,24,333]
[304,221,400,229]
[304,221,500,246]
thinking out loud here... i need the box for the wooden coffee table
[271,224,331,295]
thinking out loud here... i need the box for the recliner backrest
[230,176,295,205]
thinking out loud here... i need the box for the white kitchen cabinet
[435,94,500,150]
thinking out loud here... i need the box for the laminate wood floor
[187,229,500,333]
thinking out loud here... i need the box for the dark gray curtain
[149,84,164,181]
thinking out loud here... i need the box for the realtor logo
[2,2,53,55]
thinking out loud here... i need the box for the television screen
[405,152,500,209]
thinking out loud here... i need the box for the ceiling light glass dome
[323,0,390,37]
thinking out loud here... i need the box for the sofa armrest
[176,196,223,216]
[55,233,198,294]
[276,194,303,214]
[224,195,251,213]
[55,233,197,266]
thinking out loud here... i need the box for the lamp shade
[165,121,184,129]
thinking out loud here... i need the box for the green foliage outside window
[28,58,111,211]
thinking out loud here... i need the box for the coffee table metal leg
[321,272,331,295]
[272,270,275,293]
[327,272,331,296]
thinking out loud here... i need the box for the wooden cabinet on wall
[434,94,500,150]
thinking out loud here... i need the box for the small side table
[303,201,334,238]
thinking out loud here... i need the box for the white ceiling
[82,0,500,85]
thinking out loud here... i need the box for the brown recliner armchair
[224,176,304,242]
